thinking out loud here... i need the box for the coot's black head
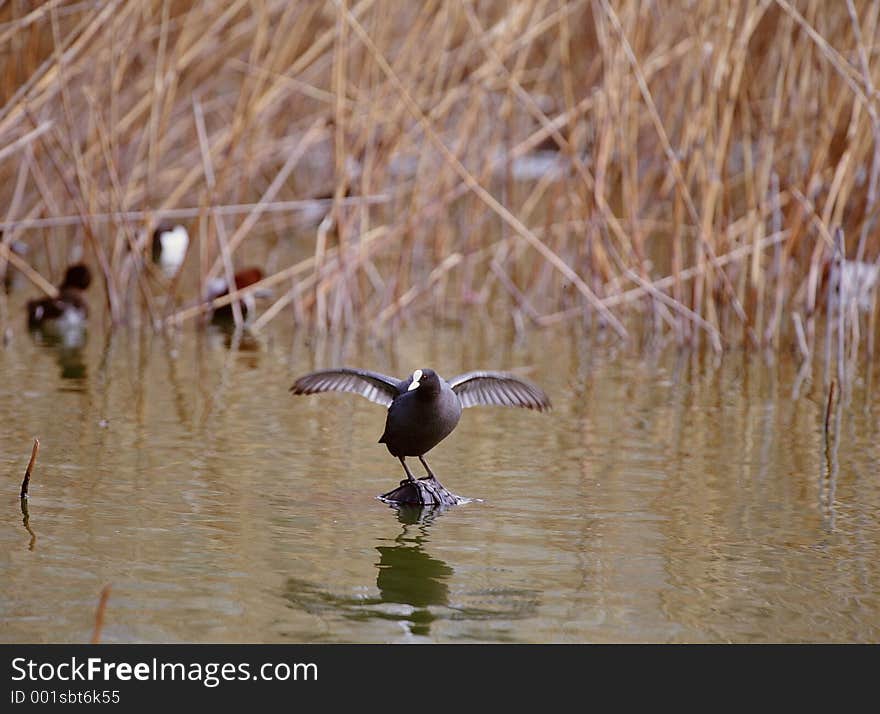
[60,264,91,291]
[406,368,441,399]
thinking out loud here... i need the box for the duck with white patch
[289,367,551,504]
[152,223,189,277]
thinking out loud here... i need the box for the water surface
[1,317,878,643]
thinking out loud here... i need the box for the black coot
[290,367,550,482]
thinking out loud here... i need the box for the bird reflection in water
[373,504,453,637]
[29,324,88,381]
[282,504,539,640]
[219,326,262,354]
[206,322,262,372]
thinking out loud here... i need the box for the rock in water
[379,476,466,506]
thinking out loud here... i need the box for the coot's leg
[418,455,436,479]
[398,456,417,483]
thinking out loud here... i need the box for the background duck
[27,263,92,330]
[205,267,271,324]
[151,223,189,277]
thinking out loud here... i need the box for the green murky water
[1,311,879,643]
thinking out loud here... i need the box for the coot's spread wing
[448,371,551,412]
[289,368,401,407]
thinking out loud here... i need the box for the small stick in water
[91,585,112,644]
[20,438,39,500]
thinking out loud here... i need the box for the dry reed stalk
[0,120,53,164]
[332,0,349,248]
[0,147,31,293]
[868,286,878,361]
[312,215,334,330]
[214,212,245,330]
[823,225,838,389]
[792,312,810,363]
[835,227,846,390]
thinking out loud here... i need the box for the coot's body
[379,370,462,458]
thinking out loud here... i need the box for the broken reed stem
[90,584,112,644]
[20,438,39,500]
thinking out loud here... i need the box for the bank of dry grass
[0,1,878,366]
